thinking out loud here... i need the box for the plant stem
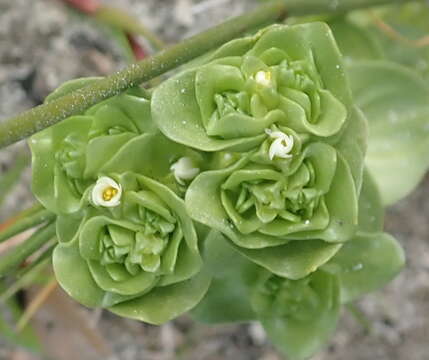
[0,223,56,277]
[15,242,55,279]
[0,255,51,303]
[94,5,166,51]
[0,207,55,244]
[0,0,416,148]
[0,152,29,208]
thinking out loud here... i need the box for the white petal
[267,132,294,160]
[91,177,122,207]
[170,157,200,185]
[255,71,272,87]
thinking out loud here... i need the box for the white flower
[170,157,200,185]
[91,177,122,207]
[255,70,272,87]
[265,128,294,160]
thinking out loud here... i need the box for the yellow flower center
[103,187,118,201]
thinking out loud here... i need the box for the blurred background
[0,0,429,359]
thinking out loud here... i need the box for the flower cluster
[30,23,404,357]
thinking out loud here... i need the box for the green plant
[0,0,427,359]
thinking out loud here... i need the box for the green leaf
[294,153,358,244]
[53,239,107,308]
[152,23,351,152]
[329,18,384,61]
[88,260,157,296]
[335,106,367,194]
[152,69,265,152]
[368,3,429,79]
[44,77,103,103]
[30,115,93,214]
[325,232,405,303]
[235,240,341,280]
[348,61,429,205]
[87,91,156,134]
[187,151,357,248]
[56,213,83,243]
[30,84,155,215]
[109,267,211,325]
[191,231,258,323]
[358,169,384,233]
[253,270,340,360]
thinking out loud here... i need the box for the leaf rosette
[193,226,404,359]
[30,82,156,215]
[152,22,352,152]
[30,80,210,323]
[151,22,367,278]
[53,172,210,324]
[251,269,340,360]
[186,141,358,279]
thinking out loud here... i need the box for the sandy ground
[0,1,428,359]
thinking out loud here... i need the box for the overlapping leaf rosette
[29,81,210,324]
[192,170,404,359]
[27,20,407,358]
[152,22,368,279]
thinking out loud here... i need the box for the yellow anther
[92,176,122,207]
[102,187,118,201]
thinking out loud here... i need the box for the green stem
[0,0,416,148]
[0,152,29,208]
[0,223,56,277]
[95,5,166,51]
[16,242,55,279]
[0,207,55,244]
[0,255,51,303]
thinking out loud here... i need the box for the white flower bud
[255,70,272,87]
[92,177,122,207]
[170,157,200,185]
[265,128,294,160]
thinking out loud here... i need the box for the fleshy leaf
[191,231,258,323]
[234,240,341,280]
[109,268,211,325]
[30,115,93,214]
[358,169,384,233]
[307,154,358,243]
[88,260,157,296]
[253,270,340,360]
[329,18,384,61]
[53,240,106,308]
[152,22,351,152]
[335,106,367,194]
[56,214,83,243]
[348,61,429,205]
[44,77,103,103]
[152,69,265,152]
[325,232,405,303]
